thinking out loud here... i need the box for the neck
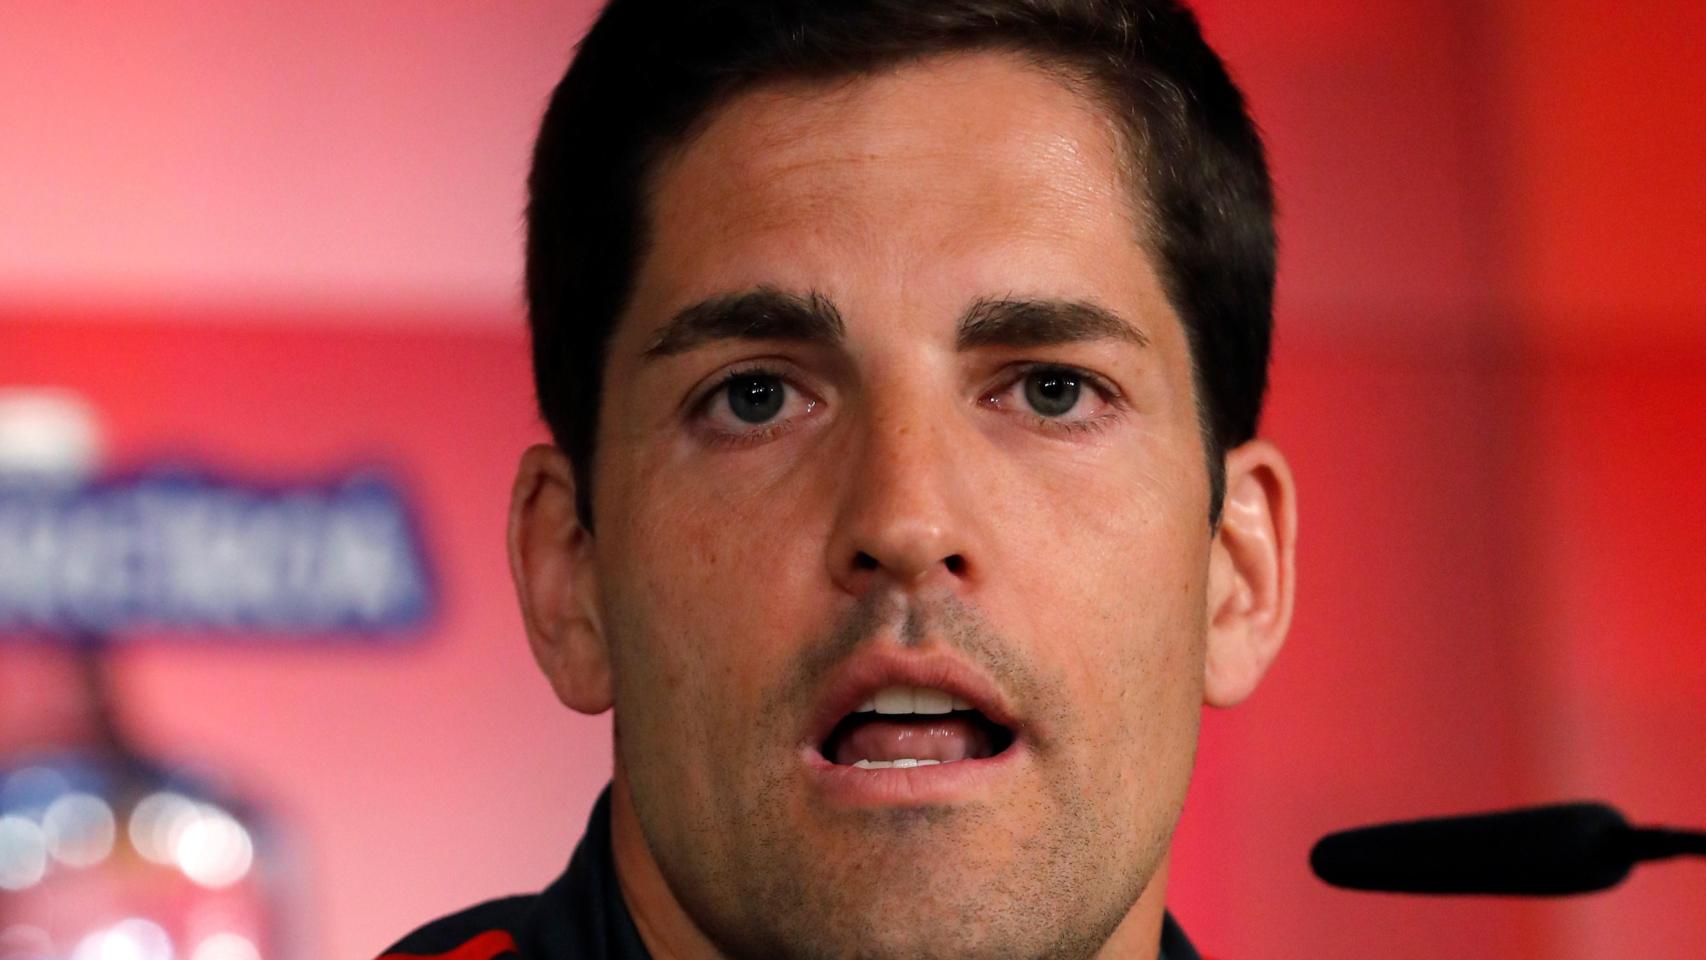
[609,766,730,960]
[1096,856,1171,959]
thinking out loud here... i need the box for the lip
[801,740,1027,807]
[803,648,1026,749]
[800,647,1030,806]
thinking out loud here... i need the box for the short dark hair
[527,0,1275,527]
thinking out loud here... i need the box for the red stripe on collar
[379,930,519,960]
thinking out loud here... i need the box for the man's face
[591,53,1213,959]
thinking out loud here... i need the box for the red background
[3,1,1704,957]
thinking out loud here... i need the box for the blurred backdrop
[1,1,1703,958]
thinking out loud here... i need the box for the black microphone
[1310,801,1706,895]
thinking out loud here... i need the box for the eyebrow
[640,288,1147,358]
[642,288,846,358]
[955,296,1149,350]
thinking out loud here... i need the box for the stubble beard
[646,786,1159,960]
[614,593,1178,960]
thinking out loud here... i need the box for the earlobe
[1203,439,1298,708]
[508,444,614,714]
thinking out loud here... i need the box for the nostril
[943,554,967,576]
[854,551,880,571]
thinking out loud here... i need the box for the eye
[1022,367,1084,418]
[697,368,819,440]
[982,363,1122,435]
[726,373,786,423]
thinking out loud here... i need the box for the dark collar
[1160,909,1204,960]
[521,788,649,958]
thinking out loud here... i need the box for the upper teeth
[856,686,974,715]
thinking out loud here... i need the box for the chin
[701,878,1135,960]
[670,813,1152,960]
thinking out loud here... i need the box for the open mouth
[818,685,1017,769]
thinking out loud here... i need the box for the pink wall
[0,2,597,308]
[4,2,1703,958]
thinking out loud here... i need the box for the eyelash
[689,361,1125,446]
[691,361,818,448]
[984,363,1126,438]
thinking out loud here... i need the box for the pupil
[728,375,785,424]
[1024,369,1080,417]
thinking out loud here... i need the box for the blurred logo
[0,470,434,637]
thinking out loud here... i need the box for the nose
[826,403,980,597]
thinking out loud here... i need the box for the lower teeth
[852,758,944,769]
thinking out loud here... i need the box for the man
[385,0,1295,957]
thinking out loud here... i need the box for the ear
[508,444,613,714]
[1203,439,1298,708]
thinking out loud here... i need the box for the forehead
[623,52,1165,337]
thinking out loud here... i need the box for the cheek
[1002,439,1209,722]
[1014,423,1204,565]
[597,459,825,714]
[614,448,822,591]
